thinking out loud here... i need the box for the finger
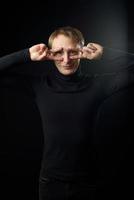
[52,56,63,61]
[90,43,97,49]
[53,57,63,61]
[39,43,47,49]
[87,43,97,49]
[69,55,82,60]
[38,47,48,55]
[37,44,48,53]
[38,51,48,60]
[87,44,97,53]
[47,54,63,61]
[50,47,63,53]
[85,47,97,54]
[82,47,92,53]
[77,48,83,55]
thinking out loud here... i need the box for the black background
[0,0,134,199]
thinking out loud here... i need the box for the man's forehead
[52,42,80,50]
[52,35,79,47]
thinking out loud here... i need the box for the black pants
[39,177,96,200]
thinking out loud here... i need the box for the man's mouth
[63,65,72,68]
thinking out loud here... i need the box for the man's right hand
[29,43,63,61]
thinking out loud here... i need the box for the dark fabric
[1,47,134,185]
[33,63,134,183]
[39,176,96,200]
[0,48,30,71]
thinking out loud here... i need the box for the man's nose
[63,52,70,63]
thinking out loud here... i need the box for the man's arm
[78,43,134,96]
[85,43,134,70]
[101,47,134,70]
[0,43,62,72]
[0,49,30,71]
[94,45,134,97]
[70,42,134,70]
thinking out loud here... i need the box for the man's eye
[54,51,63,56]
[69,51,78,56]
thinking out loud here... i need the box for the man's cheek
[55,61,62,68]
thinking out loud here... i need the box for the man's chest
[35,86,103,128]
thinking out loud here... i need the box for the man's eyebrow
[52,48,80,53]
[66,48,79,52]
[68,49,79,52]
[53,49,63,53]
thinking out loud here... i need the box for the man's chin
[60,68,76,75]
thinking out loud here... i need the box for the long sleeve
[95,47,134,98]
[0,48,31,71]
[101,47,134,69]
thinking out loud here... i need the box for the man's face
[51,34,81,75]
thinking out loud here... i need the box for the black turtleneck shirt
[1,48,134,183]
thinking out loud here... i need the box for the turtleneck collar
[51,64,82,83]
[45,63,91,93]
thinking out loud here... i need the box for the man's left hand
[70,43,103,60]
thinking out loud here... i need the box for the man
[29,28,103,75]
[0,26,134,200]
